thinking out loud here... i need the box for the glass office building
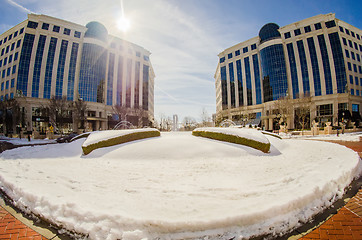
[215,13,362,130]
[0,14,155,133]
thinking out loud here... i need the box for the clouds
[6,0,32,13]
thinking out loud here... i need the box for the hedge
[82,130,160,155]
[192,130,270,153]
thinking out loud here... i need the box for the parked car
[56,133,78,143]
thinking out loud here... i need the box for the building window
[317,104,333,116]
[4,37,7,44]
[228,53,232,59]
[353,64,357,73]
[328,32,347,94]
[143,55,149,61]
[325,20,336,28]
[345,29,350,35]
[348,40,353,48]
[294,29,301,36]
[354,42,358,50]
[53,25,60,33]
[19,28,24,34]
[11,78,14,88]
[252,54,262,104]
[357,90,360,96]
[1,82,3,91]
[345,49,350,58]
[243,47,248,53]
[14,31,18,37]
[43,37,57,99]
[235,50,240,56]
[6,46,9,54]
[106,53,115,106]
[350,75,353,84]
[9,55,12,63]
[63,28,71,35]
[339,26,344,32]
[228,62,235,108]
[110,43,116,48]
[351,51,355,60]
[351,89,354,95]
[4,57,7,65]
[11,42,15,51]
[74,31,81,38]
[42,23,49,30]
[236,59,243,106]
[5,81,9,89]
[7,67,11,76]
[287,43,299,99]
[355,77,359,85]
[251,44,257,50]
[342,37,347,46]
[351,31,355,38]
[55,40,69,98]
[136,51,141,57]
[284,32,291,39]
[244,57,252,106]
[304,26,311,33]
[27,21,38,29]
[0,40,2,46]
[314,23,322,30]
[348,62,352,71]
[14,52,18,61]
[220,66,227,109]
[8,34,12,41]
[67,42,79,101]
[220,57,225,63]
[16,40,21,48]
[0,60,2,67]
[31,35,47,98]
[307,37,321,96]
[1,48,4,56]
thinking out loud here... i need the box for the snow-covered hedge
[261,130,282,139]
[192,127,270,153]
[82,129,160,155]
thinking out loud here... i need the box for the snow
[0,136,56,145]
[193,127,270,144]
[82,128,160,147]
[0,132,361,240]
[281,132,362,141]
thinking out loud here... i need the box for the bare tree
[273,96,293,128]
[183,116,197,131]
[112,104,129,123]
[200,108,211,127]
[0,98,22,135]
[47,96,72,134]
[133,106,147,128]
[72,98,87,132]
[294,94,312,135]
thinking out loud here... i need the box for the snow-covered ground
[0,131,361,240]
[282,131,362,141]
[0,136,56,145]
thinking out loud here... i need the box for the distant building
[0,13,155,134]
[215,13,361,130]
[172,114,179,131]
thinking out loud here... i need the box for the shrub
[192,130,270,153]
[82,130,160,155]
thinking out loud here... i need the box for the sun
[117,16,131,32]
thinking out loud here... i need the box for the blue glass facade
[142,64,149,110]
[79,43,107,102]
[134,61,140,107]
[126,59,132,108]
[220,66,228,109]
[236,60,243,106]
[296,40,310,94]
[107,53,115,105]
[252,54,262,104]
[260,44,288,102]
[228,62,235,107]
[67,42,79,101]
[55,40,68,98]
[44,37,57,99]
[317,35,333,95]
[32,35,46,98]
[286,43,299,99]
[244,57,253,106]
[117,56,123,105]
[17,33,35,96]
[328,32,347,93]
[307,37,322,96]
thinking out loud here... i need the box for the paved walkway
[0,138,361,239]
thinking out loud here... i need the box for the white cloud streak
[6,0,33,13]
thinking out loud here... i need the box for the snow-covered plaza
[0,130,361,240]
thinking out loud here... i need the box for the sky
[0,0,361,122]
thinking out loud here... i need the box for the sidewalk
[0,139,361,239]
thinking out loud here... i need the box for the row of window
[0,93,14,101]
[27,21,82,39]
[0,52,19,68]
[349,75,362,86]
[339,26,361,40]
[109,43,150,61]
[342,37,362,52]
[220,44,258,63]
[284,21,336,39]
[0,78,15,91]
[1,65,17,78]
[347,62,362,74]
[0,28,24,46]
[350,88,360,96]
[0,39,21,56]
[345,49,361,62]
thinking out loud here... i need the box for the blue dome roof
[84,21,108,42]
[259,23,281,43]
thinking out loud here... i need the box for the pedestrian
[28,133,31,142]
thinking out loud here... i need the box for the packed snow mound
[0,132,361,240]
[82,128,160,155]
[193,127,270,153]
